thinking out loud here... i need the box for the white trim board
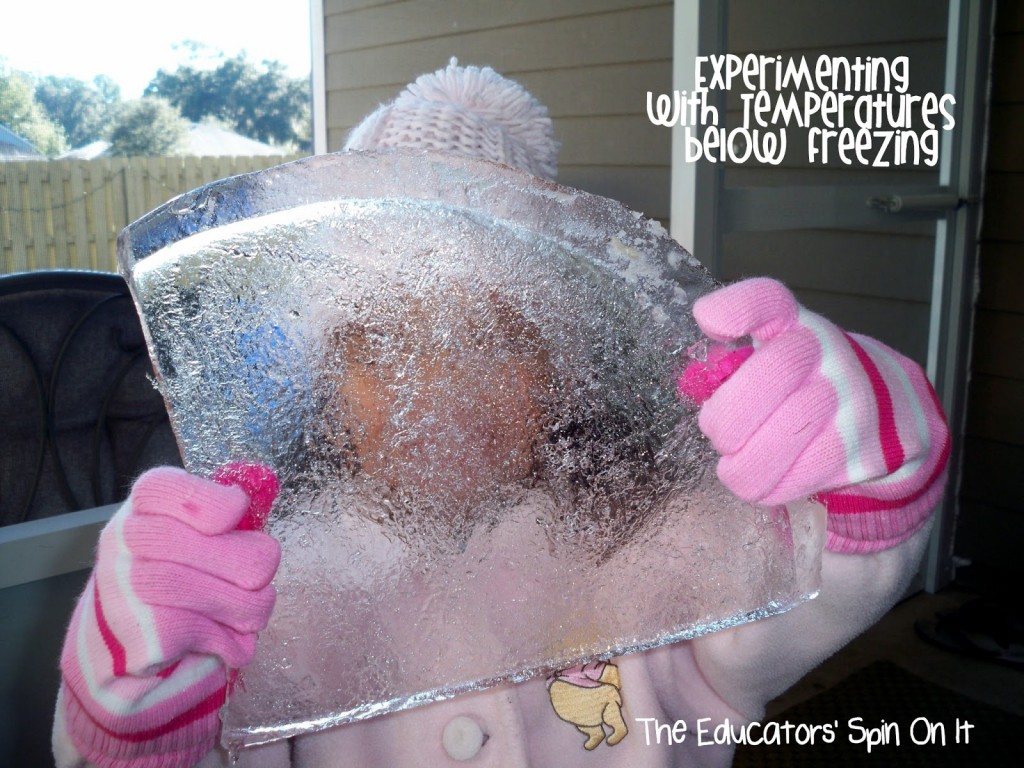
[0,505,116,590]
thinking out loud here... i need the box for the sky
[2,1,312,98]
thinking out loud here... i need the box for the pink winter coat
[54,515,932,767]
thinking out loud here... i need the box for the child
[53,61,950,768]
[330,288,550,520]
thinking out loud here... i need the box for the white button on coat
[442,715,487,761]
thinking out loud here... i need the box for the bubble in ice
[118,150,824,749]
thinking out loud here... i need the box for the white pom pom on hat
[343,58,560,180]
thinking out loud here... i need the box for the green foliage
[35,75,123,148]
[0,69,68,156]
[4,46,309,158]
[107,97,189,157]
[146,52,310,151]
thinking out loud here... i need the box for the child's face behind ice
[332,290,550,515]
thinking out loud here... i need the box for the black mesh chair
[0,271,182,526]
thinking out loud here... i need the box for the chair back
[0,271,182,526]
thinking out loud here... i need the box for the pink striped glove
[679,278,950,553]
[57,465,281,768]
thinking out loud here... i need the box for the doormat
[732,660,1020,766]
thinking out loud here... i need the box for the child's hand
[57,466,280,768]
[683,278,949,551]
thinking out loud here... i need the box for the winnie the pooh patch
[547,660,627,750]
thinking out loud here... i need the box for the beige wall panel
[514,62,672,118]
[325,0,656,53]
[322,1,672,213]
[326,126,352,151]
[957,0,1024,574]
[327,61,672,131]
[728,0,947,52]
[326,87,407,132]
[324,0,405,15]
[325,5,672,90]
[556,116,669,167]
[557,167,669,221]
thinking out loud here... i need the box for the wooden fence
[0,155,303,274]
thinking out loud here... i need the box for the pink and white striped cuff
[816,333,950,554]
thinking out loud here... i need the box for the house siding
[321,0,673,220]
[956,1,1024,573]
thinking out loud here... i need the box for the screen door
[670,0,992,590]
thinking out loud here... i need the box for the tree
[146,51,310,151]
[107,97,189,156]
[35,75,123,148]
[0,69,67,155]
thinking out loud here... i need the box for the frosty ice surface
[117,150,824,749]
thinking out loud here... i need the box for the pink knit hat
[344,58,559,180]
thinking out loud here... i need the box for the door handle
[866,194,967,214]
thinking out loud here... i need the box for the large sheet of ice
[117,150,824,750]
